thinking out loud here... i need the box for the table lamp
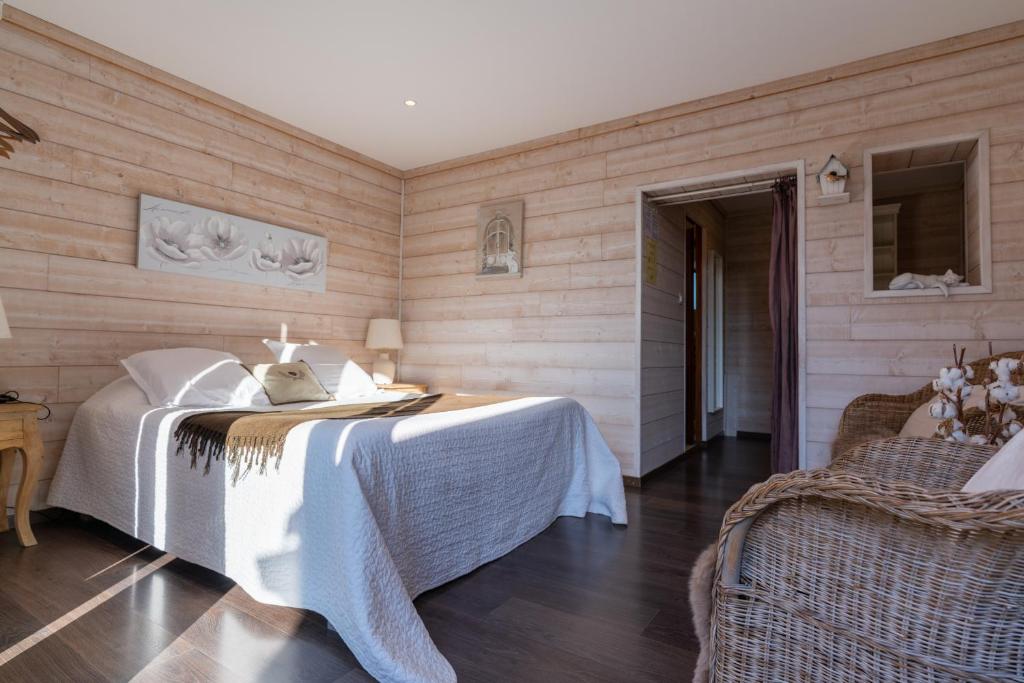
[0,295,9,339]
[365,318,403,384]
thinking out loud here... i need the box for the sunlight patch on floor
[0,553,176,667]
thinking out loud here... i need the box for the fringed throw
[174,393,518,483]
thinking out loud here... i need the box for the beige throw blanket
[174,393,517,482]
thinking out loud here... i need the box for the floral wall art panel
[137,194,328,293]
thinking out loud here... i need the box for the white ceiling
[12,0,1024,170]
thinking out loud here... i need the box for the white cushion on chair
[899,391,987,438]
[899,400,941,438]
[962,428,1024,492]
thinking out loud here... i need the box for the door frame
[634,160,808,472]
[684,216,703,449]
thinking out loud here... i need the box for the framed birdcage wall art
[476,199,524,278]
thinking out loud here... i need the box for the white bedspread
[48,378,627,682]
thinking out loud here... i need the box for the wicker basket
[706,437,1023,683]
[832,351,1024,459]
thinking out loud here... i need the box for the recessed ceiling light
[404,99,417,107]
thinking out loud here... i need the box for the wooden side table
[378,383,429,394]
[0,402,44,547]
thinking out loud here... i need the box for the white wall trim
[632,191,645,478]
[635,160,808,472]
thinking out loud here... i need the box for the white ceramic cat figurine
[888,269,965,298]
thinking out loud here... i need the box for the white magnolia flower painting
[196,215,248,261]
[137,194,327,293]
[251,235,283,272]
[281,238,325,280]
[146,216,204,267]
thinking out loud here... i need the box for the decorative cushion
[121,348,269,407]
[263,340,377,399]
[899,401,943,438]
[962,428,1024,492]
[247,362,331,405]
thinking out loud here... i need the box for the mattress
[48,377,628,682]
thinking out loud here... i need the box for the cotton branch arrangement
[931,346,1023,445]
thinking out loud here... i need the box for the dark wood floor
[0,437,769,683]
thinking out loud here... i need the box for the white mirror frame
[862,130,991,298]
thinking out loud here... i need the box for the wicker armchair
[832,351,1024,459]
[704,438,1024,683]
[829,435,997,489]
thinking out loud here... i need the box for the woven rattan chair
[704,437,1024,683]
[832,351,1024,459]
[830,435,996,489]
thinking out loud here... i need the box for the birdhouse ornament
[817,154,848,196]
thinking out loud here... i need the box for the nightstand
[378,383,429,394]
[0,403,44,547]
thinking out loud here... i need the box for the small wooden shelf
[816,192,850,206]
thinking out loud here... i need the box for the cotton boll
[929,400,957,419]
[969,434,989,445]
[992,358,1016,383]
[1008,421,1022,436]
[961,384,973,397]
[991,384,1020,403]
[965,366,975,379]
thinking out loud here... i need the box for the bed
[48,376,628,683]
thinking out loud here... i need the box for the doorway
[634,162,807,478]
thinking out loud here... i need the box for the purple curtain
[769,178,799,473]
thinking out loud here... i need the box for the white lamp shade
[0,295,10,339]
[365,318,403,350]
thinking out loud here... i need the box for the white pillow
[962,428,1024,492]
[263,340,377,398]
[121,348,269,407]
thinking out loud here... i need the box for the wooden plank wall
[966,144,984,283]
[3,11,1024,493]
[723,208,773,436]
[640,200,727,475]
[402,21,1024,474]
[638,205,686,475]
[698,204,727,441]
[0,14,402,509]
[887,188,964,275]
